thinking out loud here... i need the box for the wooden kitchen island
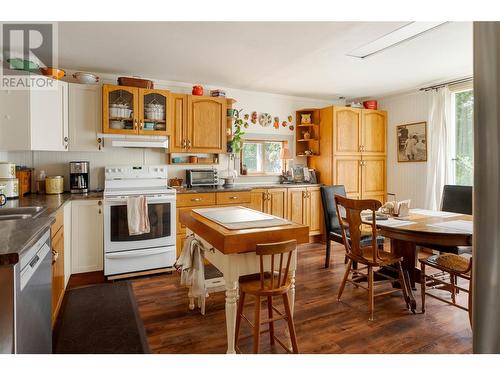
[179,207,309,354]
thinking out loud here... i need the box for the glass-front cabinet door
[139,89,169,136]
[103,85,139,134]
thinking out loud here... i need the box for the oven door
[104,194,176,253]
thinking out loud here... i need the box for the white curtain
[425,87,453,210]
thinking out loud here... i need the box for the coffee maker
[69,161,89,194]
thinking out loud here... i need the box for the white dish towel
[175,236,206,299]
[126,195,151,235]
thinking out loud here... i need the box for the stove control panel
[105,165,167,180]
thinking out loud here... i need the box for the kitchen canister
[0,178,19,199]
[45,176,64,194]
[0,162,16,179]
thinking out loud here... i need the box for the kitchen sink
[0,206,46,219]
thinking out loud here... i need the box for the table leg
[289,270,296,317]
[224,278,238,354]
[391,239,419,289]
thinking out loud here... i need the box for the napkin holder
[381,200,411,217]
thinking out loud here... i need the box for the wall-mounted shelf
[166,153,219,165]
[295,109,320,157]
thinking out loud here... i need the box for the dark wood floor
[131,243,472,354]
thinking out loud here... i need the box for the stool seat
[420,253,471,274]
[239,272,292,296]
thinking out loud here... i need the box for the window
[241,140,285,175]
[451,87,474,185]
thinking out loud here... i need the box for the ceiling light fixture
[347,22,448,59]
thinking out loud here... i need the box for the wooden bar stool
[419,253,472,324]
[234,239,299,354]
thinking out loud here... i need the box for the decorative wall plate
[258,113,272,127]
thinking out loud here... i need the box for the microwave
[186,169,219,188]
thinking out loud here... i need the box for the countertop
[0,191,103,266]
[174,183,321,194]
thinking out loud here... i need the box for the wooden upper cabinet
[138,88,169,136]
[102,84,169,136]
[361,110,386,155]
[333,107,361,155]
[102,84,139,135]
[187,96,226,153]
[169,93,188,152]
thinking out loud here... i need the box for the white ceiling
[58,22,472,99]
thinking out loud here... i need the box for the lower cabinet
[287,186,323,236]
[71,199,104,274]
[51,209,65,326]
[250,188,287,218]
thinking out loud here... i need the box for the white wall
[378,91,429,208]
[1,70,340,190]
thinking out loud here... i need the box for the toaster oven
[186,169,219,188]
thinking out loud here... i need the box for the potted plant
[229,109,247,154]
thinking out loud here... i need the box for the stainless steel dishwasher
[15,229,52,354]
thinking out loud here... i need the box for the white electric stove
[103,165,176,277]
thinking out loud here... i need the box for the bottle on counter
[37,170,46,194]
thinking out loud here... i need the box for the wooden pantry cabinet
[309,106,387,202]
[102,84,170,136]
[170,95,227,153]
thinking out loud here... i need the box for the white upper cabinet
[68,83,102,151]
[0,76,69,151]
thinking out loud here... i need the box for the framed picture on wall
[397,122,427,162]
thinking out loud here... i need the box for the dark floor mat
[53,281,149,354]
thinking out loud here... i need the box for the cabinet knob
[191,197,202,202]
[64,136,69,142]
[139,121,144,130]
[134,120,138,130]
[187,140,191,149]
[229,196,238,200]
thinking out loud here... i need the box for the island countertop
[179,207,309,254]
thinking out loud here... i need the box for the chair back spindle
[334,195,381,263]
[256,240,297,290]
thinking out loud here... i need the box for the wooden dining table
[370,209,473,289]
[179,207,309,354]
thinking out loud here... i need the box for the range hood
[98,133,168,149]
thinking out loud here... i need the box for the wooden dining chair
[334,195,414,320]
[234,239,299,354]
[320,185,385,268]
[419,253,472,325]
